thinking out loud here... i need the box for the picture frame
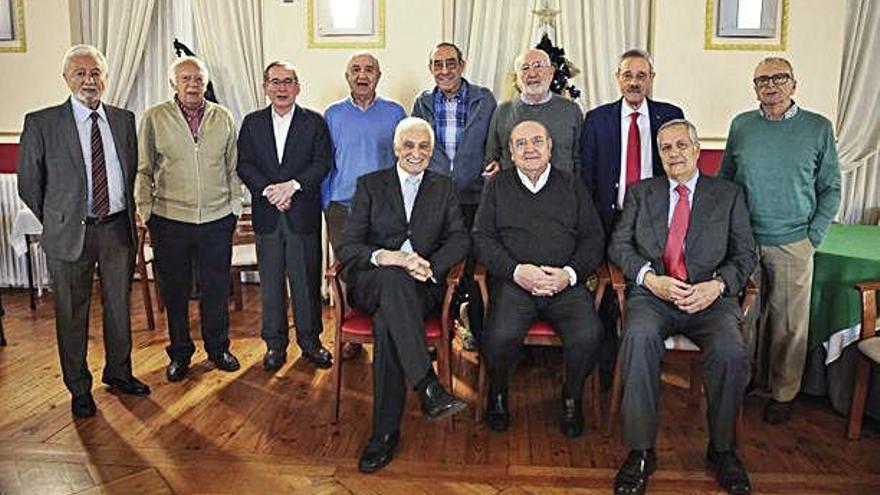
[307,0,385,49]
[0,0,25,53]
[705,0,789,51]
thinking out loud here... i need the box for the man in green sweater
[719,57,841,425]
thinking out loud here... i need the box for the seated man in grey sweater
[473,120,605,437]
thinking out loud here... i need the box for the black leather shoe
[357,431,400,474]
[614,449,657,495]
[419,380,467,421]
[763,398,793,425]
[707,447,751,495]
[484,391,510,431]
[210,351,241,372]
[103,376,151,396]
[301,345,333,369]
[560,398,584,438]
[262,349,287,371]
[166,359,190,382]
[71,393,97,418]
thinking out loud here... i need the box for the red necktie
[625,112,641,188]
[663,184,690,281]
[90,112,110,218]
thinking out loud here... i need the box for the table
[9,208,45,310]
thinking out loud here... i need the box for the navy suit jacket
[580,98,683,232]
[237,105,331,235]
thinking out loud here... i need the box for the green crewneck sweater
[719,108,841,247]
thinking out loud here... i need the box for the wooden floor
[1,285,879,494]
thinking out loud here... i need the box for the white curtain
[453,0,650,109]
[126,0,196,119]
[191,0,265,124]
[836,0,880,224]
[79,0,157,107]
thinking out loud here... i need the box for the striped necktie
[90,112,110,218]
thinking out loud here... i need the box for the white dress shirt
[618,99,653,208]
[70,97,125,216]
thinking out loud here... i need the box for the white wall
[0,0,72,140]
[261,0,443,113]
[652,0,845,148]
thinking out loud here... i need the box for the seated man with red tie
[608,119,756,495]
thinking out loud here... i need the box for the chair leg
[231,269,243,311]
[607,353,623,436]
[137,260,155,331]
[591,367,602,431]
[332,334,345,425]
[735,405,745,442]
[689,356,702,408]
[847,354,872,440]
[476,354,487,422]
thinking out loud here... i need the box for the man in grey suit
[18,45,150,418]
[609,119,756,495]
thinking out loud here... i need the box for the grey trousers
[619,293,750,452]
[46,214,134,397]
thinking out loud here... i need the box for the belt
[84,211,125,225]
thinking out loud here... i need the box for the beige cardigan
[135,99,243,224]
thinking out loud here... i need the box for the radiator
[0,173,48,288]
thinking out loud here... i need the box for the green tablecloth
[809,224,880,351]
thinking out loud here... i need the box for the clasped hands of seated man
[263,179,300,211]
[514,264,570,297]
[376,250,435,282]
[643,272,724,314]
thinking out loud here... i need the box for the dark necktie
[90,112,110,218]
[625,112,641,188]
[663,184,690,281]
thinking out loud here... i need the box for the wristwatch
[713,276,726,297]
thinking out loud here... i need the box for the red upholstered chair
[326,260,463,423]
[696,149,724,176]
[847,279,880,440]
[471,263,611,428]
[606,263,757,438]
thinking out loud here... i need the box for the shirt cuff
[291,179,301,192]
[636,262,653,286]
[261,185,271,197]
[513,264,523,281]
[563,266,577,286]
[370,249,383,267]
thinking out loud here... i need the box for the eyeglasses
[518,61,551,73]
[268,78,298,87]
[431,59,460,71]
[753,73,792,87]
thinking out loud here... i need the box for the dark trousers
[348,267,442,439]
[46,213,134,396]
[325,201,349,257]
[619,293,750,452]
[255,219,324,352]
[483,279,603,399]
[457,203,484,343]
[148,214,236,362]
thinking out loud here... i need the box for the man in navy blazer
[237,61,332,371]
[580,49,684,233]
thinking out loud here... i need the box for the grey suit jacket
[608,175,757,298]
[17,98,138,261]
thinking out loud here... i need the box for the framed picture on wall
[0,0,25,52]
[308,0,385,48]
[705,0,789,51]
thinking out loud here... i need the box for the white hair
[61,44,108,76]
[168,56,210,86]
[657,118,699,145]
[393,117,435,148]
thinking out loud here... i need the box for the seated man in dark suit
[338,117,469,474]
[473,120,605,438]
[608,119,757,495]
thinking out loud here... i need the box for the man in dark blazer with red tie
[18,45,150,419]
[609,119,756,495]
[338,117,469,474]
[237,61,332,371]
[580,49,684,234]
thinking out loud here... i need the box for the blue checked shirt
[432,82,469,170]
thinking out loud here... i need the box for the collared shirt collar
[396,165,425,188]
[70,96,106,123]
[668,170,700,196]
[174,95,206,117]
[519,91,553,106]
[758,100,799,121]
[516,164,551,193]
[348,94,378,112]
[620,98,648,119]
[272,104,296,121]
[434,79,469,102]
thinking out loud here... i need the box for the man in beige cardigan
[136,56,243,383]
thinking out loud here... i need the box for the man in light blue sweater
[719,57,841,426]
